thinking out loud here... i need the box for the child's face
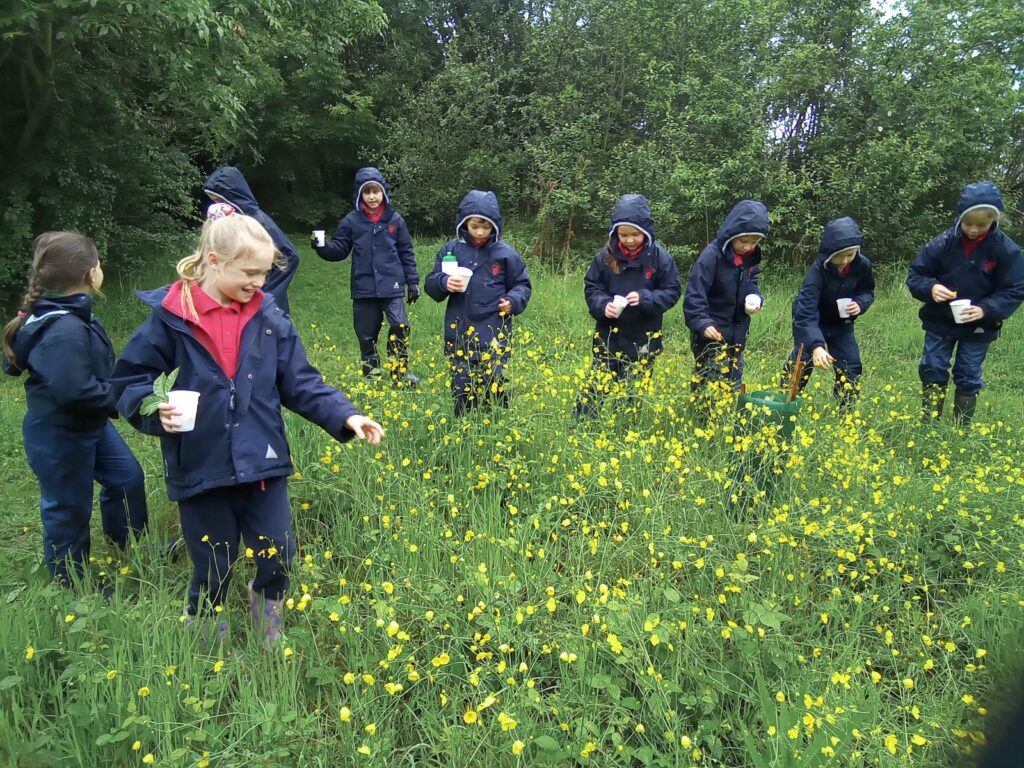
[466,217,494,242]
[732,235,763,256]
[616,224,646,251]
[206,241,275,304]
[361,184,384,211]
[961,209,997,240]
[830,247,858,269]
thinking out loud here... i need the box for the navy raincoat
[2,294,116,431]
[112,286,359,501]
[583,194,681,359]
[684,200,769,346]
[314,167,418,299]
[907,182,1024,341]
[792,217,875,351]
[424,191,531,352]
[203,166,301,315]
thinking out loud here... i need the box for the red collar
[363,204,385,223]
[962,229,989,259]
[617,241,644,260]
[162,280,263,322]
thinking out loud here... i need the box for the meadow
[1,237,1023,768]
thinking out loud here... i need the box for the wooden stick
[787,343,805,403]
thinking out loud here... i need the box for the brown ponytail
[602,245,621,275]
[3,232,99,365]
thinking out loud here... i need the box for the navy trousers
[353,297,410,371]
[177,476,294,615]
[785,329,862,397]
[919,331,991,396]
[23,415,148,584]
[447,345,509,416]
[690,334,745,391]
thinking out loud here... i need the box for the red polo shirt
[162,280,262,378]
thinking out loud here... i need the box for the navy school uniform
[684,199,769,389]
[314,167,419,374]
[111,285,360,613]
[906,181,1024,396]
[3,294,147,584]
[424,190,531,415]
[574,195,681,418]
[785,217,875,398]
[204,166,301,317]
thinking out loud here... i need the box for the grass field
[1,237,1023,767]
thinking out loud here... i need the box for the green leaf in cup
[139,368,180,416]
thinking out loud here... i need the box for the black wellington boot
[921,383,946,422]
[952,392,977,428]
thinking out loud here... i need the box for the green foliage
[139,368,180,416]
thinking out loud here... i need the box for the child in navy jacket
[782,217,875,408]
[574,194,681,418]
[907,181,1024,425]
[424,191,531,416]
[684,200,769,402]
[3,232,148,588]
[112,213,383,647]
[313,167,420,384]
[204,166,301,317]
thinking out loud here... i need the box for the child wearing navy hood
[782,217,875,409]
[204,166,301,317]
[907,181,1024,425]
[684,200,769,403]
[574,194,681,418]
[313,167,419,384]
[3,232,148,588]
[113,214,383,648]
[424,191,532,416]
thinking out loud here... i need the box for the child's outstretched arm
[111,319,178,436]
[792,265,825,351]
[906,239,944,302]
[424,247,451,302]
[636,249,681,316]
[583,256,612,320]
[314,218,354,262]
[502,252,532,314]
[852,261,876,315]
[977,244,1024,322]
[395,216,419,289]
[683,252,716,333]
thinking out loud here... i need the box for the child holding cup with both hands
[907,181,1024,425]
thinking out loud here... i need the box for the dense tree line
[2,0,1021,298]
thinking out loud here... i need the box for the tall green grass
[0,240,1021,767]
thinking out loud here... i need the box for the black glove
[407,284,420,304]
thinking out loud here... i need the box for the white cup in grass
[836,298,853,319]
[312,229,326,247]
[167,390,200,432]
[744,293,761,314]
[950,299,972,324]
[453,266,474,292]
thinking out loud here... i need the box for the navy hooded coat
[111,287,359,502]
[203,167,300,315]
[684,200,769,347]
[792,217,875,351]
[2,294,116,431]
[583,194,681,359]
[424,191,531,351]
[907,182,1024,341]
[314,167,418,299]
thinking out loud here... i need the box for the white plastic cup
[454,266,474,292]
[950,299,972,324]
[167,390,200,432]
[744,293,761,314]
[836,298,852,319]
[612,295,628,310]
[312,229,326,247]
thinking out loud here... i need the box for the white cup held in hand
[950,298,972,324]
[167,390,200,432]
[312,229,326,247]
[454,266,474,292]
[836,298,853,319]
[744,293,761,314]
[613,295,628,311]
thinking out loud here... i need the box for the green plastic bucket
[736,390,802,439]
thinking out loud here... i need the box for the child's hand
[498,298,512,314]
[446,275,468,293]
[845,301,861,317]
[959,304,985,322]
[605,302,622,319]
[931,283,957,302]
[345,415,385,445]
[625,291,641,306]
[703,325,723,342]
[812,347,834,369]
[157,401,181,432]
